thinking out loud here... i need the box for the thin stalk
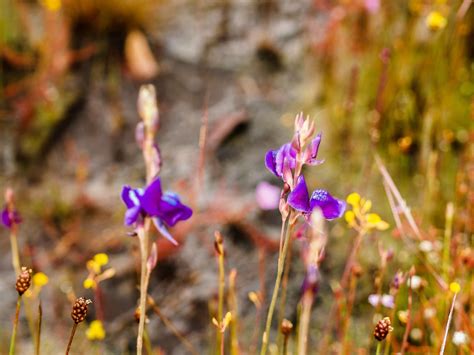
[440,292,457,355]
[137,223,151,355]
[401,276,413,355]
[9,296,21,355]
[342,273,358,351]
[65,323,78,355]
[442,203,454,282]
[217,236,225,353]
[297,292,314,355]
[143,328,153,355]
[376,342,382,355]
[228,270,239,355]
[10,231,20,276]
[36,300,42,355]
[260,213,292,355]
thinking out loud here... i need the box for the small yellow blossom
[33,272,49,288]
[450,282,461,294]
[426,11,447,31]
[40,0,61,11]
[83,278,96,289]
[347,192,361,206]
[398,310,408,324]
[344,211,356,225]
[345,192,389,232]
[86,320,106,341]
[94,253,109,267]
[87,260,101,274]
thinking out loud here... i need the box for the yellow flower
[86,320,106,341]
[426,11,447,31]
[83,278,96,289]
[94,253,109,267]
[33,272,49,288]
[450,282,461,294]
[40,0,61,11]
[344,211,356,225]
[366,213,390,231]
[346,192,361,206]
[87,260,101,274]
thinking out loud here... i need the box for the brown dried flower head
[280,319,293,336]
[374,317,393,341]
[16,267,32,296]
[71,297,92,324]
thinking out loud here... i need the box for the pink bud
[147,242,158,271]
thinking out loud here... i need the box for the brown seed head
[71,297,92,324]
[374,317,393,341]
[16,267,32,296]
[280,319,293,336]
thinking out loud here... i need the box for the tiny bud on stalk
[16,267,32,296]
[374,317,393,341]
[71,297,92,324]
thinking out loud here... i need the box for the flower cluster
[265,113,345,221]
[344,192,389,232]
[83,253,115,290]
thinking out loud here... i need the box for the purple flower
[287,176,345,220]
[368,294,395,309]
[121,178,192,245]
[1,206,21,229]
[265,135,324,181]
[265,143,297,180]
[255,182,281,210]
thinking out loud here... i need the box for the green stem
[9,296,21,355]
[10,231,20,276]
[36,300,42,355]
[376,342,382,355]
[260,214,292,355]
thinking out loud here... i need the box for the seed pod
[71,297,92,324]
[374,317,393,341]
[280,319,293,336]
[16,267,32,296]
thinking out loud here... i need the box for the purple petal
[275,144,296,177]
[256,182,280,210]
[1,208,12,228]
[309,189,346,220]
[124,206,141,226]
[156,192,193,227]
[121,186,136,208]
[140,178,163,215]
[153,218,178,245]
[381,294,395,309]
[1,207,21,229]
[265,149,279,177]
[368,294,380,307]
[288,176,311,213]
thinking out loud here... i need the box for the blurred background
[0,0,473,353]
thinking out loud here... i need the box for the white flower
[423,307,436,319]
[419,240,433,253]
[453,331,468,346]
[408,275,422,290]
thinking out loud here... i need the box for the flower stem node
[16,267,32,296]
[374,317,393,341]
[71,298,92,324]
